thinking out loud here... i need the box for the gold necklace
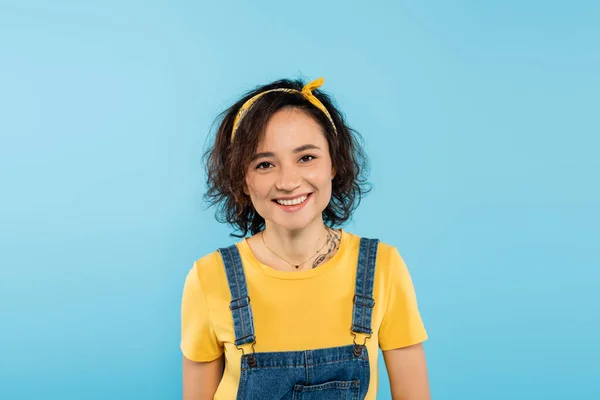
[261,227,331,269]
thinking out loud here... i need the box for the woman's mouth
[272,193,312,212]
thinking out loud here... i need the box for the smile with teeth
[275,194,309,206]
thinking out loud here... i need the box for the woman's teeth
[275,195,308,206]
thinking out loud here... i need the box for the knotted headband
[230,77,338,141]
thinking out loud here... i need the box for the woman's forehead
[257,109,328,151]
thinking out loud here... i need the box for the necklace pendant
[295,265,299,269]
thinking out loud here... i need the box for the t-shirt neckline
[235,229,350,280]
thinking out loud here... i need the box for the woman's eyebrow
[293,144,321,153]
[251,144,322,162]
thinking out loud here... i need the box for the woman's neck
[258,221,340,270]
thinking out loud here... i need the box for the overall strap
[351,237,379,337]
[218,245,256,348]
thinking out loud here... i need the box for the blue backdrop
[1,1,598,399]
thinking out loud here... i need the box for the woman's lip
[273,193,312,201]
[272,193,312,212]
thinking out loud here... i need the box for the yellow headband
[230,77,338,141]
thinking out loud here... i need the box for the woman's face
[244,107,336,233]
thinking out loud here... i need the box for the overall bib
[218,237,379,400]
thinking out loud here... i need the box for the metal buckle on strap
[351,331,372,346]
[235,338,257,367]
[351,331,372,357]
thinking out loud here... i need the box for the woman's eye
[300,155,316,162]
[256,162,272,169]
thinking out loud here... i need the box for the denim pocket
[291,380,360,400]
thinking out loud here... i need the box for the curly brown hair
[202,78,372,238]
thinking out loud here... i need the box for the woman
[181,77,430,399]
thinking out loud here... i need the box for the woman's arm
[382,343,430,400]
[182,354,224,400]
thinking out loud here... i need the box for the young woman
[181,77,430,400]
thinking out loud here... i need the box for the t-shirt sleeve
[378,247,428,351]
[180,263,224,362]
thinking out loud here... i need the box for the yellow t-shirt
[181,230,427,399]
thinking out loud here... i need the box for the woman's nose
[275,165,301,191]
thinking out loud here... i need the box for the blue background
[1,1,599,399]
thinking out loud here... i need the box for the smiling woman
[244,108,336,234]
[181,77,430,400]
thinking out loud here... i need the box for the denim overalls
[218,237,379,400]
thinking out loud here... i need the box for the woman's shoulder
[344,230,400,256]
[343,230,407,274]
[188,243,238,281]
[193,249,222,268]
[344,231,415,292]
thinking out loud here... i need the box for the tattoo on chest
[312,228,341,268]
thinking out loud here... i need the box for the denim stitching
[352,239,364,334]
[238,355,368,370]
[305,350,312,385]
[295,380,359,391]
[229,247,247,341]
[361,239,370,333]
